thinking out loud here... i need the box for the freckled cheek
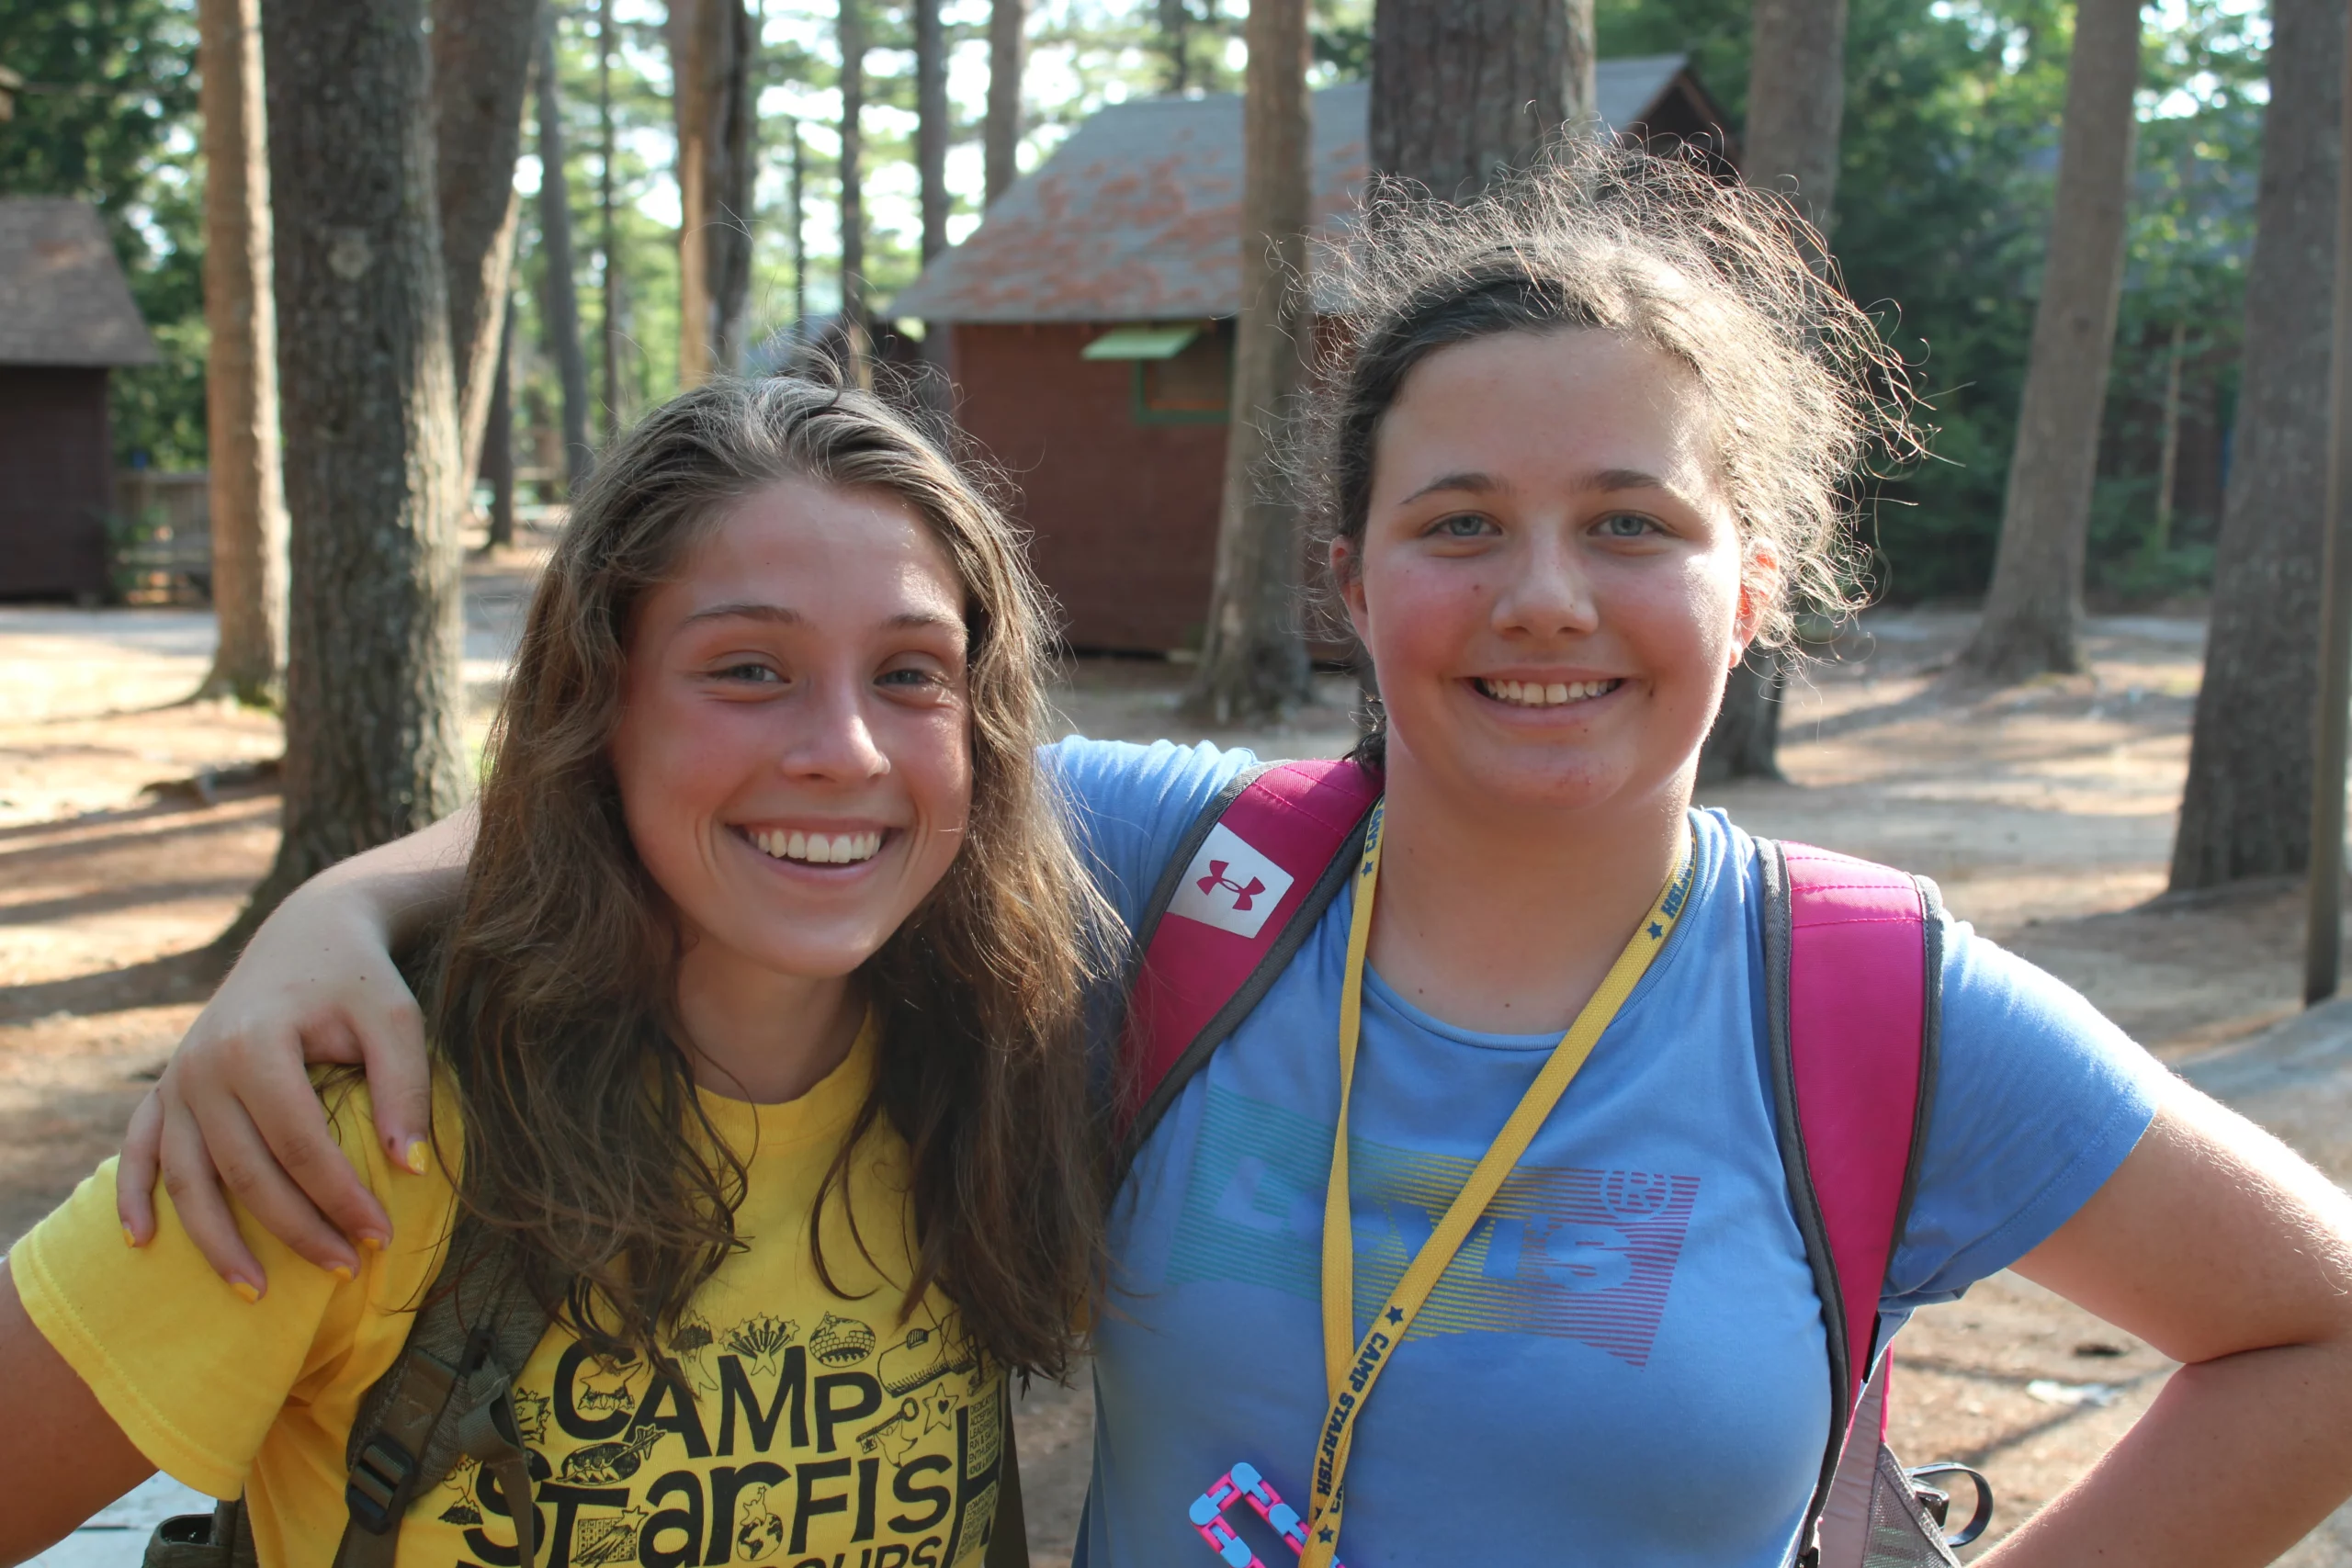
[1363,562,1493,671]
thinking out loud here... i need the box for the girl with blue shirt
[91,145,2352,1566]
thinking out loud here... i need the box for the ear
[1731,540,1781,666]
[1330,536,1372,645]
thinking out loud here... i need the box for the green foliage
[1603,0,2262,605]
[0,0,204,468]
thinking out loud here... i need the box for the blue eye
[1595,513,1659,538]
[1430,513,1496,538]
[714,661,783,683]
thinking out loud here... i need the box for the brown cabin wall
[0,367,112,600]
[950,321,1227,651]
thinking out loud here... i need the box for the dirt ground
[8,565,2352,1564]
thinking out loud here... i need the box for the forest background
[5,0,2270,610]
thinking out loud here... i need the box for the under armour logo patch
[1198,861,1267,909]
[1168,821,1297,939]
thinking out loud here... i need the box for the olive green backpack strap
[144,1217,554,1568]
[332,1215,554,1568]
[142,1498,259,1568]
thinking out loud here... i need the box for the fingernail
[402,1139,429,1177]
[121,1224,141,1248]
[230,1280,262,1304]
[357,1233,387,1254]
[329,1260,356,1283]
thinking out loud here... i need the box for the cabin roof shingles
[0,197,160,368]
[894,58,1702,323]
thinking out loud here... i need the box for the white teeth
[749,829,884,864]
[1480,677,1618,708]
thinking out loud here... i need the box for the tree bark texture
[1743,0,1847,239]
[673,0,756,382]
[1698,649,1787,784]
[2169,0,2344,890]
[1186,0,1312,724]
[243,0,468,936]
[1696,0,1851,780]
[598,0,624,432]
[432,0,541,485]
[1368,0,1595,200]
[535,6,593,488]
[197,0,287,705]
[916,0,947,261]
[838,0,872,383]
[984,0,1025,205]
[1961,0,2143,682]
[486,294,516,547]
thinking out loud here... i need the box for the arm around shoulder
[115,807,475,1290]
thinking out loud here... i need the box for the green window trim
[1080,324,1203,360]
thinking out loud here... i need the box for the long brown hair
[428,377,1110,1379]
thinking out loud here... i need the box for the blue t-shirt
[1048,738,2167,1568]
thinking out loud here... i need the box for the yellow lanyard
[1301,803,1693,1568]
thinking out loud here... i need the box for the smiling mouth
[741,827,886,866]
[1475,677,1624,709]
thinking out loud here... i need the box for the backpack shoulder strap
[1757,839,1942,1564]
[331,1215,556,1568]
[1114,756,1382,1160]
[143,1217,558,1568]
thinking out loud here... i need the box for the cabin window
[1080,321,1231,424]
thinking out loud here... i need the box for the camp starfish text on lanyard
[1299,800,1694,1568]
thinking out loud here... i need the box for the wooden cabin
[0,198,159,600]
[892,60,1732,652]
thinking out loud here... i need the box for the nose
[779,671,890,784]
[1493,526,1599,640]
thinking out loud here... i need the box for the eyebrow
[1397,467,1677,507]
[681,602,964,636]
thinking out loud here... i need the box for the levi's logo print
[1167,822,1297,939]
[1168,1087,1699,1366]
[424,1311,1007,1567]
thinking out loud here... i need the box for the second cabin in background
[891,57,1731,655]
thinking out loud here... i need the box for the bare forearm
[295,802,475,949]
[1983,1341,2352,1566]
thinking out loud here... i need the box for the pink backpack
[1116,758,1994,1568]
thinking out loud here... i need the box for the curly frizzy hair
[429,375,1114,1380]
[1298,137,1926,652]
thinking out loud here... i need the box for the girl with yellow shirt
[0,378,1107,1568]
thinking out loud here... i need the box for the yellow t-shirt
[14,1027,1012,1568]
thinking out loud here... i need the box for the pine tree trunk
[196,0,287,705]
[1185,0,1312,725]
[914,0,951,398]
[917,0,947,260]
[234,0,468,940]
[535,6,593,489]
[788,117,808,327]
[673,0,756,382]
[1960,0,2143,682]
[984,0,1025,204]
[1743,0,1846,237]
[598,0,625,433]
[486,296,516,547]
[1699,649,1788,783]
[2169,0,2343,890]
[838,0,872,385]
[432,0,541,486]
[1368,0,1595,199]
[1696,0,1850,781]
